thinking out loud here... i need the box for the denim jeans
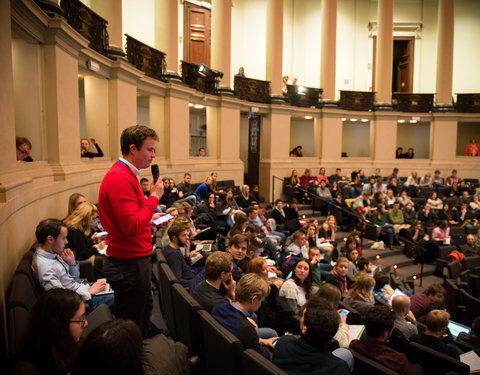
[91,293,115,310]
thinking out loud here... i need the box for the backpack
[281,253,304,278]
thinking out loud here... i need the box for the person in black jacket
[80,137,104,158]
[63,202,105,261]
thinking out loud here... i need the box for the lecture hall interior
[1,0,480,359]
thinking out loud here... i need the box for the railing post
[272,175,275,204]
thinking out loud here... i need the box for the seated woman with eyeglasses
[16,136,33,162]
[21,288,87,375]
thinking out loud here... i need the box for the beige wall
[342,121,371,157]
[290,118,315,157]
[122,0,155,47]
[453,0,480,93]
[12,39,44,162]
[397,121,430,159]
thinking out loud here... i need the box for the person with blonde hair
[411,309,460,359]
[68,193,86,215]
[212,273,277,358]
[236,184,254,209]
[64,202,105,261]
[344,274,375,319]
[320,215,337,258]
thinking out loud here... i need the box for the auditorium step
[394,263,437,280]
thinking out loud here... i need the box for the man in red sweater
[99,125,164,337]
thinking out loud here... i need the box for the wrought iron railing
[60,0,109,56]
[125,34,166,81]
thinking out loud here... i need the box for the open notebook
[96,283,114,295]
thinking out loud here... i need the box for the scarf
[330,268,347,297]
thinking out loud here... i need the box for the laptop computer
[448,320,470,338]
[389,288,406,301]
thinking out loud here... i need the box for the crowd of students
[17,165,480,375]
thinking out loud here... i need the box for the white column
[155,0,179,75]
[435,0,454,109]
[375,0,393,108]
[0,0,16,167]
[90,0,124,56]
[320,0,337,102]
[211,0,232,88]
[266,0,283,97]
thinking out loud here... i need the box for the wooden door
[183,2,211,66]
[372,36,415,93]
[245,115,261,187]
[394,38,414,93]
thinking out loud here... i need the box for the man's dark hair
[275,199,283,205]
[245,224,260,234]
[302,299,339,348]
[120,125,158,156]
[365,305,395,339]
[35,219,65,244]
[357,257,370,271]
[183,172,191,178]
[229,233,249,248]
[139,178,148,184]
[374,271,390,290]
[167,222,189,241]
[71,319,143,375]
[247,206,258,216]
[205,252,233,280]
[16,136,32,149]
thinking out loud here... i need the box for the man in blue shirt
[32,218,113,310]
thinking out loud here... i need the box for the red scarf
[330,268,347,297]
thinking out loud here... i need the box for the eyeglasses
[17,147,30,155]
[70,317,87,327]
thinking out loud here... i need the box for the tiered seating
[405,341,470,375]
[349,349,400,375]
[155,248,287,375]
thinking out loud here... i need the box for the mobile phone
[153,213,174,226]
[96,231,107,237]
[151,164,160,184]
[339,309,349,317]
[286,271,293,280]
[272,339,279,347]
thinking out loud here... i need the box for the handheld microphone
[151,164,159,184]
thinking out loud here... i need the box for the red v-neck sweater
[98,161,159,259]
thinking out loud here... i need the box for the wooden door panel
[184,2,210,66]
